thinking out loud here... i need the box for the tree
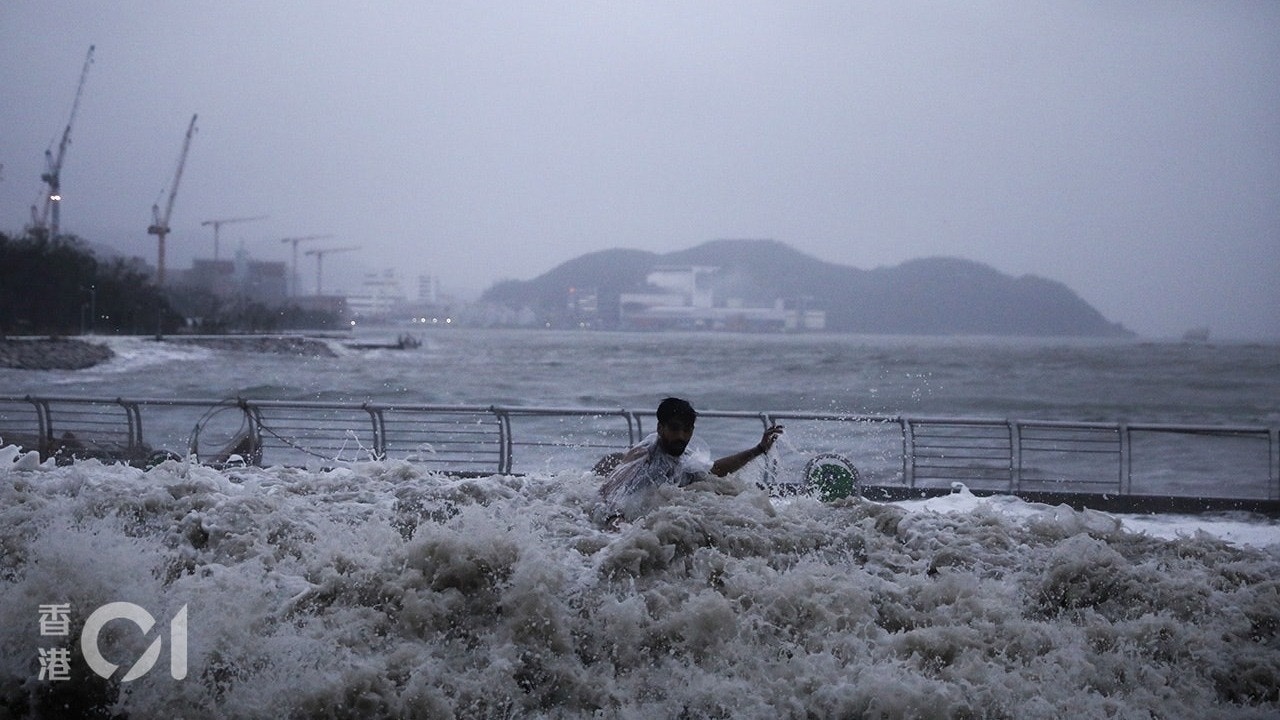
[0,231,179,336]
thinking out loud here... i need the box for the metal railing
[2,396,1277,507]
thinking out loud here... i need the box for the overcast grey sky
[3,2,1277,339]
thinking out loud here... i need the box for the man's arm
[709,425,783,477]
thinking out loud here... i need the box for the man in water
[599,397,783,518]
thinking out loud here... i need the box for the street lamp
[80,285,97,335]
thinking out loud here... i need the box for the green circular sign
[803,454,860,501]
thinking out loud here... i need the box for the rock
[0,337,115,370]
[0,335,335,371]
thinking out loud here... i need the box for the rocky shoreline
[1,335,337,370]
[0,337,115,370]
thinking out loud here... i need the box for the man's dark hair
[656,397,697,428]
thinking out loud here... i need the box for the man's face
[656,419,694,457]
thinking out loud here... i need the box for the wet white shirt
[599,433,713,515]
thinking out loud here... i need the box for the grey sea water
[9,329,1279,424]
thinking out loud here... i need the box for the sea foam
[2,448,1278,718]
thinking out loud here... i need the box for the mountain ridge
[482,240,1132,337]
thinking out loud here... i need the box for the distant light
[50,194,62,202]
[350,320,357,326]
[445,317,452,324]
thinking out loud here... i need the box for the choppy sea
[2,330,1278,718]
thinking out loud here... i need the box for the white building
[346,270,407,320]
[618,266,825,332]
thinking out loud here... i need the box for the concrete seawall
[166,335,337,357]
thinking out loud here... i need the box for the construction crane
[303,246,360,295]
[280,234,333,297]
[33,45,95,238]
[201,214,268,261]
[147,114,198,286]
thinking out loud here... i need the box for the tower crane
[303,246,360,295]
[201,214,268,260]
[280,234,333,297]
[33,45,95,238]
[147,114,198,286]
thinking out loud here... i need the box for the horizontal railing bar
[6,397,1274,438]
[1022,476,1116,484]
[1022,438,1120,446]
[916,461,1010,468]
[1023,443,1120,450]
[1024,447,1119,453]
[916,439,1011,447]
[14,396,1272,433]
[511,439,617,446]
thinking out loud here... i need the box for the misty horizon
[3,2,1277,340]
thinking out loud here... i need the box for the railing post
[901,417,915,488]
[363,403,386,460]
[1271,428,1279,501]
[1119,423,1131,495]
[491,406,513,474]
[760,413,778,486]
[241,399,265,466]
[622,409,640,445]
[24,396,52,459]
[117,398,143,461]
[1009,420,1021,493]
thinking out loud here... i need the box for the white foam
[894,483,1280,550]
[83,336,217,374]
[2,453,1277,717]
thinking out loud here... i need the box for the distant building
[293,294,349,318]
[647,265,717,308]
[618,266,825,332]
[346,270,407,321]
[184,259,235,295]
[181,251,287,306]
[417,274,440,304]
[344,271,464,325]
[240,259,287,306]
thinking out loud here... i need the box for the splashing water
[2,445,1278,718]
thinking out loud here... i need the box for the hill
[480,239,1132,336]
